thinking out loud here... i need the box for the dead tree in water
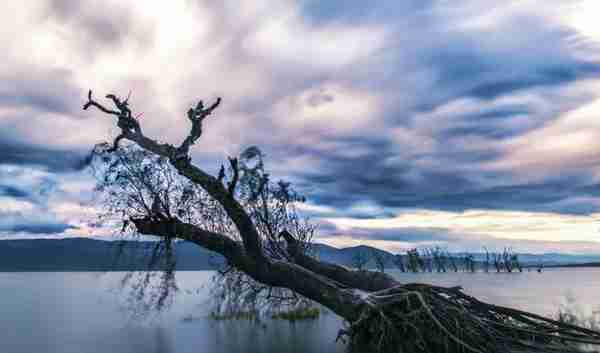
[351,248,370,271]
[393,254,406,272]
[465,254,476,273]
[493,252,503,273]
[420,249,433,272]
[371,249,386,273]
[429,247,447,273]
[406,248,421,273]
[513,254,523,273]
[84,91,600,353]
[483,247,491,273]
[503,248,514,273]
[447,251,459,272]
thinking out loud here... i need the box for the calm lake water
[1,269,599,353]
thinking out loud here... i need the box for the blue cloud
[0,139,90,172]
[2,223,77,235]
[0,185,29,198]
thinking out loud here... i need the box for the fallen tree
[84,90,600,353]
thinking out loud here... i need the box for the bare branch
[105,94,132,118]
[217,164,226,183]
[83,90,142,151]
[227,157,239,196]
[176,97,222,160]
[206,97,221,113]
[106,133,126,153]
[82,90,120,116]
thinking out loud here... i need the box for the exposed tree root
[340,284,600,353]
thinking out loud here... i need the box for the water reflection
[0,269,598,353]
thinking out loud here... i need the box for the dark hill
[0,238,597,271]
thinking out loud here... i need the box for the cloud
[491,91,600,175]
[316,209,600,254]
[327,209,600,242]
[0,222,76,235]
[272,83,382,135]
[0,185,29,199]
[1,0,600,251]
[0,139,91,172]
[0,164,97,238]
[320,224,455,243]
[0,69,83,115]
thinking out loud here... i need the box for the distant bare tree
[502,248,514,273]
[421,249,433,272]
[465,254,475,273]
[511,253,523,273]
[371,249,386,273]
[429,247,447,273]
[447,251,459,272]
[406,248,421,272]
[351,248,371,271]
[483,247,491,273]
[393,254,406,272]
[493,252,503,273]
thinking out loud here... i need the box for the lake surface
[1,269,599,353]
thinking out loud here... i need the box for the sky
[3,1,600,254]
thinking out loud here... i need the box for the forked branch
[83,90,141,152]
[176,97,221,160]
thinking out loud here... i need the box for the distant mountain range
[0,238,599,271]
